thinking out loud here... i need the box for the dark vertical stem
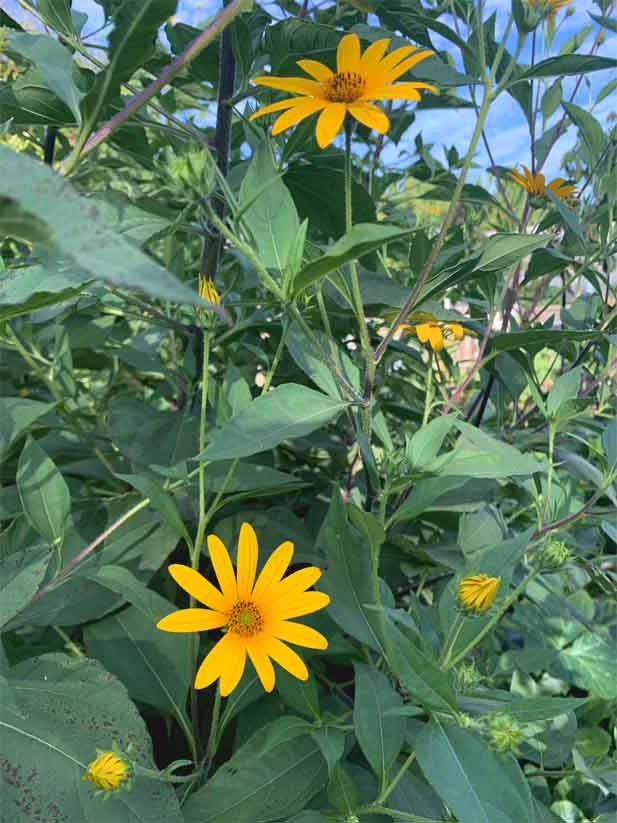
[44,127,58,166]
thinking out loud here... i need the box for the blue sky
[6,0,616,181]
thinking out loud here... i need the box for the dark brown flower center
[227,600,263,637]
[324,71,366,103]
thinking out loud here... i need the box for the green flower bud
[541,537,571,569]
[486,714,523,754]
[456,661,483,693]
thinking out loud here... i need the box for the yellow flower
[250,32,436,148]
[198,274,221,305]
[397,312,466,352]
[458,574,501,613]
[157,523,330,696]
[508,165,577,204]
[526,0,571,18]
[84,751,129,792]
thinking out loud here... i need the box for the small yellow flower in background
[250,32,436,148]
[458,574,501,613]
[508,165,578,205]
[397,312,466,352]
[526,0,571,19]
[84,751,129,792]
[157,523,330,696]
[198,274,221,305]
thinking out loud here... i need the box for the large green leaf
[0,147,209,308]
[560,633,617,699]
[16,437,71,545]
[199,384,350,462]
[183,716,328,823]
[562,101,605,165]
[0,74,76,126]
[353,663,405,782]
[285,321,360,399]
[0,397,55,458]
[7,32,84,123]
[1,654,183,823]
[416,719,535,823]
[475,233,549,272]
[390,475,472,524]
[239,140,299,272]
[519,54,617,79]
[459,695,587,723]
[488,329,599,354]
[445,420,542,478]
[0,547,50,629]
[293,224,413,294]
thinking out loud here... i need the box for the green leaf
[239,140,299,272]
[286,321,360,399]
[16,437,71,544]
[83,566,191,727]
[117,472,191,544]
[459,695,587,723]
[391,475,471,524]
[560,633,617,699]
[562,101,605,165]
[327,763,358,812]
[488,329,599,354]
[602,417,617,471]
[546,367,581,419]
[0,147,209,309]
[353,663,405,782]
[406,415,456,470]
[519,54,617,79]
[0,547,50,629]
[293,224,413,294]
[474,233,549,272]
[385,620,457,713]
[541,79,562,121]
[0,262,88,309]
[446,420,542,478]
[7,32,84,123]
[200,384,350,462]
[317,491,385,654]
[588,12,617,33]
[310,726,345,775]
[0,73,76,126]
[0,397,55,458]
[416,719,535,823]
[35,0,76,37]
[277,669,320,719]
[1,654,183,822]
[183,717,328,823]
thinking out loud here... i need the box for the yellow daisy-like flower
[458,574,501,613]
[508,165,578,204]
[526,0,571,19]
[84,751,129,792]
[157,523,330,696]
[397,312,466,352]
[250,33,436,148]
[198,274,221,305]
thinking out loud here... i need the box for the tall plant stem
[262,316,289,393]
[422,353,434,426]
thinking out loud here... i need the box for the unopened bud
[486,714,523,754]
[541,537,571,569]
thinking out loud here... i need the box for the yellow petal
[194,632,236,690]
[207,534,238,602]
[271,590,331,620]
[380,50,434,84]
[367,81,436,101]
[252,75,323,96]
[376,45,415,75]
[359,38,391,73]
[247,636,276,692]
[272,98,327,135]
[348,101,389,134]
[272,620,328,650]
[269,567,323,603]
[262,635,309,681]
[337,33,361,74]
[156,608,227,633]
[167,564,229,611]
[296,59,333,81]
[236,522,258,600]
[252,540,295,600]
[315,103,346,148]
[448,322,464,341]
[427,325,444,351]
[219,634,247,696]
[249,98,298,121]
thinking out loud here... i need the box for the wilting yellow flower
[250,33,435,148]
[397,312,466,352]
[508,165,577,204]
[157,523,330,696]
[198,274,220,305]
[84,751,129,792]
[526,0,571,18]
[458,574,501,613]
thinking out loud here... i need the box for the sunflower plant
[0,1,616,822]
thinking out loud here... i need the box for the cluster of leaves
[1,0,616,822]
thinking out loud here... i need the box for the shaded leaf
[16,437,71,544]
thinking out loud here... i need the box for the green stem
[356,805,442,823]
[542,424,556,527]
[52,625,85,657]
[205,690,222,766]
[377,751,416,805]
[438,611,465,669]
[421,352,434,427]
[445,565,540,670]
[262,315,289,393]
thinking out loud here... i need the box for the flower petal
[427,325,444,351]
[194,632,236,690]
[380,50,434,83]
[247,636,276,692]
[271,590,331,620]
[337,33,361,73]
[236,522,259,600]
[315,103,346,148]
[272,98,327,135]
[249,98,298,121]
[271,620,328,650]
[266,567,323,608]
[252,540,295,600]
[157,608,227,633]
[207,534,238,602]
[348,101,390,134]
[296,59,333,81]
[366,81,436,101]
[360,38,390,73]
[167,564,229,611]
[261,635,309,681]
[252,75,323,96]
[219,634,247,696]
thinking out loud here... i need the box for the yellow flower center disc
[324,71,366,103]
[227,600,264,637]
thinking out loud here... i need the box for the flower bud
[541,537,571,569]
[486,714,523,754]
